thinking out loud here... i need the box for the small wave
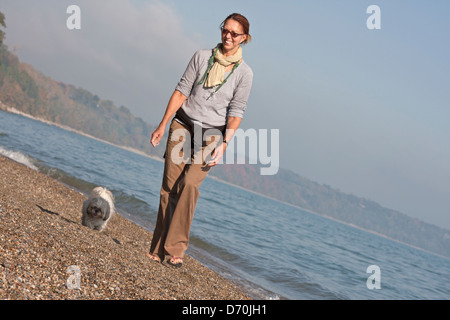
[0,146,38,171]
[37,165,97,195]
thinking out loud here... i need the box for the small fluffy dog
[82,187,115,231]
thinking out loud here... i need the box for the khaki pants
[149,120,221,261]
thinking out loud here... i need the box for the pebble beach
[0,155,251,300]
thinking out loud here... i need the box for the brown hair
[220,13,252,45]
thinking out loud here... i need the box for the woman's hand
[207,142,226,166]
[151,125,165,147]
[206,117,241,166]
[151,90,187,148]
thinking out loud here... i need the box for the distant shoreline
[0,103,163,163]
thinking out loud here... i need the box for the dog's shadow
[36,204,76,224]
[36,204,121,245]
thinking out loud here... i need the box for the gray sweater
[175,49,253,129]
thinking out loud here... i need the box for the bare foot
[146,252,161,263]
[167,256,183,268]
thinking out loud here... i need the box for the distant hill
[1,43,449,258]
[0,44,164,159]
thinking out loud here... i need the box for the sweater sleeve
[175,50,202,97]
[227,66,253,118]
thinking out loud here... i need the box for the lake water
[1,110,449,300]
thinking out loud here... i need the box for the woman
[147,13,253,268]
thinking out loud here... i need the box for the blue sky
[2,0,450,229]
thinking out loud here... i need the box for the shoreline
[0,154,251,300]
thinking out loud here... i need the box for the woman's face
[221,19,247,56]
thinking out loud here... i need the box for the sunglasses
[221,27,244,38]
